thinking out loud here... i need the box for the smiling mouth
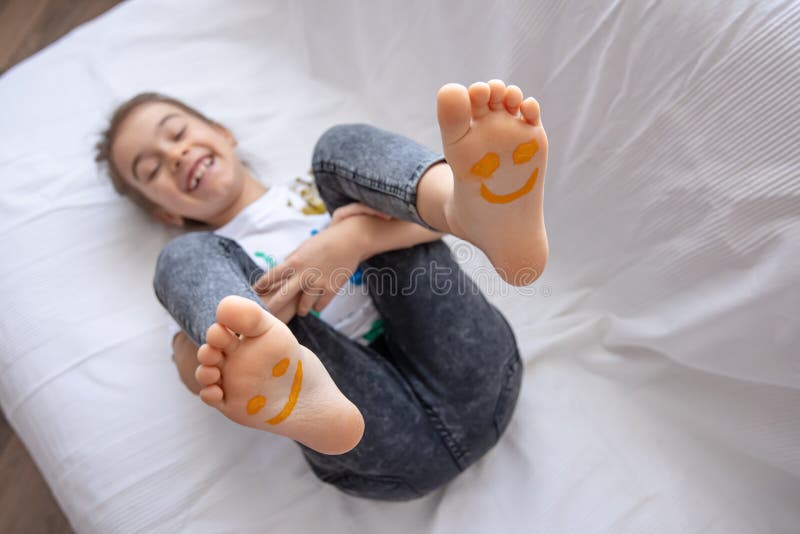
[480,168,539,204]
[186,155,214,192]
[265,360,303,426]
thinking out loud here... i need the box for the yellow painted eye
[512,139,539,164]
[470,152,500,178]
[272,358,290,377]
[247,395,266,415]
[244,358,304,425]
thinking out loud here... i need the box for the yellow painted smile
[266,360,302,425]
[480,168,539,204]
[470,138,540,205]
[245,357,304,425]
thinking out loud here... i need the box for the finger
[332,202,392,223]
[270,294,299,325]
[296,289,321,316]
[253,263,294,294]
[295,269,325,315]
[263,275,304,312]
[313,290,337,313]
[330,204,356,225]
[355,204,392,219]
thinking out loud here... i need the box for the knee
[153,232,223,290]
[312,123,374,167]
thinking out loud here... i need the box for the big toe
[437,83,471,146]
[216,295,276,338]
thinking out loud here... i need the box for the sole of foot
[195,295,364,455]
[437,79,549,286]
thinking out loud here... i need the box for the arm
[173,209,429,392]
[340,213,443,263]
[255,211,443,316]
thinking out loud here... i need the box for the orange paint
[512,139,539,164]
[272,358,290,377]
[247,395,266,415]
[469,138,540,204]
[266,360,303,426]
[471,152,500,178]
[480,168,539,204]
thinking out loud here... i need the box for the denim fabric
[310,124,444,230]
[153,124,523,501]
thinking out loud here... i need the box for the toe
[488,79,507,111]
[436,83,472,146]
[199,385,224,408]
[504,85,523,115]
[195,364,221,386]
[206,323,239,353]
[197,343,224,366]
[216,295,277,339]
[521,97,541,126]
[468,82,491,118]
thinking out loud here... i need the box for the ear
[213,122,238,147]
[151,207,185,227]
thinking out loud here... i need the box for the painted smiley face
[245,357,303,425]
[470,138,540,204]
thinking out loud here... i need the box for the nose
[170,146,189,171]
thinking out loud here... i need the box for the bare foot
[437,79,549,286]
[195,295,364,454]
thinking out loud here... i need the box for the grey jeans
[153,124,523,501]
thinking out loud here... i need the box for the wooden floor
[0,0,123,75]
[0,2,124,532]
[0,413,73,533]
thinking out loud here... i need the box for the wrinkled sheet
[1,0,798,532]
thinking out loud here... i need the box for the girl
[95,80,548,500]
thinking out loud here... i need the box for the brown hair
[94,92,220,215]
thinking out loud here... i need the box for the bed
[1,0,798,532]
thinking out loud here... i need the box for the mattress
[1,0,798,532]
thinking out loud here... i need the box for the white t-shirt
[167,184,383,347]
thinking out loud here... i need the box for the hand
[253,221,366,316]
[257,292,300,325]
[330,202,392,225]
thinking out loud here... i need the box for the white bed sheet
[1,0,799,532]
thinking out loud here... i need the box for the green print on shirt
[361,319,384,343]
[254,252,277,269]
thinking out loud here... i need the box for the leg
[153,233,461,498]
[154,234,363,455]
[288,317,463,500]
[311,123,445,227]
[360,240,523,471]
[313,126,523,469]
[313,79,550,286]
[153,232,266,346]
[434,80,549,285]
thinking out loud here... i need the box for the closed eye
[175,127,186,141]
[148,164,161,181]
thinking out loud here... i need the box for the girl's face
[111,101,248,225]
